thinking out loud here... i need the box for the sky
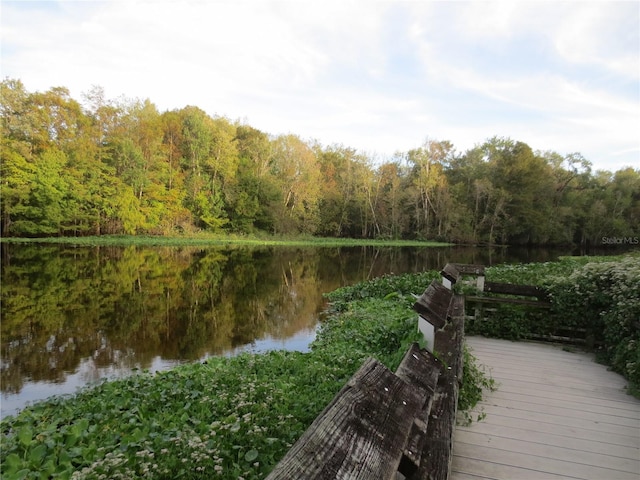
[1,0,639,172]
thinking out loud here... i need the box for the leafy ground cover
[466,253,640,396]
[1,271,490,480]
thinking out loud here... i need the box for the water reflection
[1,243,575,416]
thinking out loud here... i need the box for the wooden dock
[267,263,638,479]
[452,336,640,480]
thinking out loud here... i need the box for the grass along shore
[0,234,452,248]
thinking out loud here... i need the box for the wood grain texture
[440,264,486,284]
[413,280,453,329]
[451,336,640,480]
[408,303,465,480]
[395,343,443,475]
[465,296,550,308]
[483,281,549,300]
[266,357,425,480]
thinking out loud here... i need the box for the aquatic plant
[0,269,490,480]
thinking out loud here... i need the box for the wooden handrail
[440,263,485,284]
[440,263,485,290]
[265,357,425,480]
[412,279,453,329]
[267,274,465,480]
[483,281,549,300]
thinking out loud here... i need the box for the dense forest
[1,78,638,245]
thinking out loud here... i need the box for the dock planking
[451,336,640,480]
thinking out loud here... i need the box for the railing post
[413,280,451,354]
[418,314,436,353]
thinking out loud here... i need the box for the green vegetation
[4,252,636,478]
[545,256,640,395]
[0,270,493,480]
[0,234,449,248]
[466,254,640,396]
[2,79,638,244]
[459,345,497,425]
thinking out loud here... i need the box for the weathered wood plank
[266,357,425,480]
[451,336,640,480]
[440,263,485,284]
[461,407,640,446]
[408,297,465,480]
[483,388,640,419]
[485,384,640,414]
[476,392,639,425]
[455,421,640,459]
[465,295,551,308]
[440,263,461,285]
[454,430,640,473]
[453,455,584,480]
[477,369,633,397]
[454,442,640,480]
[413,280,453,329]
[395,343,442,398]
[483,281,548,299]
[434,297,465,382]
[474,403,640,437]
[453,264,485,276]
[411,381,458,480]
[395,343,442,475]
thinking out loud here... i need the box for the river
[0,243,576,417]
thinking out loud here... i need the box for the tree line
[1,78,638,245]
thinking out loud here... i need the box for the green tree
[374,161,410,239]
[13,149,68,235]
[315,145,365,237]
[1,80,35,235]
[1,80,109,236]
[271,135,321,234]
[537,151,593,244]
[476,138,556,244]
[406,140,454,239]
[232,125,278,232]
[0,148,36,236]
[178,107,231,231]
[606,168,640,239]
[160,110,184,191]
[349,153,376,238]
[158,110,191,233]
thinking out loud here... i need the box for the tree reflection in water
[0,243,570,415]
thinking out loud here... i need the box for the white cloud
[1,0,638,171]
[553,1,640,79]
[457,1,522,39]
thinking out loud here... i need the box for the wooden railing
[265,263,586,478]
[441,262,551,311]
[443,263,592,344]
[265,262,597,479]
[266,270,465,480]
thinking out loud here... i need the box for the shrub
[545,256,640,394]
[466,254,639,396]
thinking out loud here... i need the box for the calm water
[0,243,574,417]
